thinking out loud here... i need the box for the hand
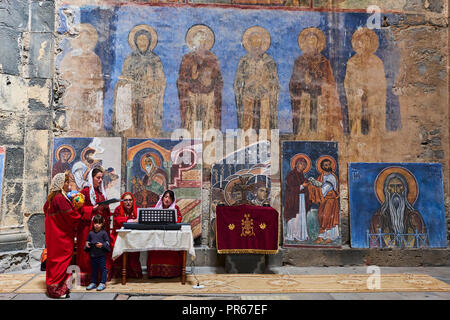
[93,204,99,211]
[85,242,90,248]
[95,242,103,248]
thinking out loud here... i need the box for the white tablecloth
[112,225,195,260]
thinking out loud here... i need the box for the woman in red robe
[44,172,81,298]
[111,192,143,279]
[77,168,112,286]
[146,190,183,278]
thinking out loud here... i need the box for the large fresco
[281,141,341,248]
[349,163,447,248]
[126,138,203,239]
[51,137,122,210]
[56,5,402,139]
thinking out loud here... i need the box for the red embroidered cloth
[215,205,279,254]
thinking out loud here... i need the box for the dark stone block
[3,181,24,224]
[225,254,266,273]
[30,1,55,33]
[0,0,29,31]
[4,147,24,179]
[426,0,444,13]
[27,214,45,248]
[28,98,49,113]
[0,116,25,145]
[0,28,21,75]
[26,113,51,130]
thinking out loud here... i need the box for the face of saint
[249,33,262,54]
[192,31,207,50]
[136,34,150,53]
[162,193,173,208]
[256,187,268,201]
[321,160,333,173]
[93,222,103,233]
[144,157,154,174]
[295,160,305,173]
[387,177,404,195]
[60,150,71,163]
[304,35,318,54]
[85,151,95,164]
[93,172,103,189]
[123,195,133,211]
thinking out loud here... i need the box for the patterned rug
[9,273,450,294]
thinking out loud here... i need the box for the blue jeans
[90,255,107,285]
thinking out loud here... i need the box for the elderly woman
[110,192,143,279]
[44,172,81,299]
[77,167,112,286]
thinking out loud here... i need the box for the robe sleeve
[175,205,182,223]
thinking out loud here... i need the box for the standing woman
[111,192,143,279]
[44,172,81,298]
[146,190,183,278]
[77,168,112,286]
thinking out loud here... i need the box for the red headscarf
[116,192,137,220]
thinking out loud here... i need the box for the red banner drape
[215,205,279,254]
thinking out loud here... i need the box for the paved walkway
[1,266,450,300]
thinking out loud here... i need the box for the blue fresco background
[349,163,447,248]
[57,5,402,134]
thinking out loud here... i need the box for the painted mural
[51,137,122,210]
[210,140,271,246]
[0,147,5,215]
[281,141,341,247]
[56,5,401,138]
[126,138,203,238]
[349,163,447,248]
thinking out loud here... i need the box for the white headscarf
[49,172,70,202]
[88,168,107,206]
[155,190,176,209]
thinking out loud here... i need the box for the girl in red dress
[44,172,81,298]
[146,190,183,278]
[111,192,143,279]
[77,168,112,286]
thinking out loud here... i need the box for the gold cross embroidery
[241,213,255,237]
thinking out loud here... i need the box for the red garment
[76,186,112,286]
[44,193,81,298]
[111,192,142,279]
[146,205,183,278]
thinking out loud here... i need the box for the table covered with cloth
[215,204,279,254]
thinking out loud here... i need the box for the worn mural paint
[313,0,406,11]
[281,141,341,248]
[56,5,402,137]
[126,138,203,239]
[51,137,122,210]
[0,147,5,215]
[349,163,447,248]
[210,140,271,246]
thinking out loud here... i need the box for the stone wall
[0,0,448,269]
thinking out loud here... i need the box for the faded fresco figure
[113,25,166,137]
[344,28,387,138]
[177,25,223,135]
[369,169,427,248]
[289,28,343,140]
[307,157,340,245]
[60,24,104,136]
[52,145,75,178]
[234,26,279,134]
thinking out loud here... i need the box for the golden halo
[298,27,326,53]
[55,144,75,163]
[351,27,379,54]
[242,26,271,54]
[185,24,215,51]
[224,175,251,205]
[128,24,158,52]
[374,166,418,205]
[80,147,96,165]
[316,155,337,175]
[140,152,162,172]
[290,153,311,173]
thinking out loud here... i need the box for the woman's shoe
[86,283,97,290]
[96,283,106,291]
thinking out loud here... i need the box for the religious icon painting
[0,146,5,213]
[281,141,341,248]
[51,137,122,210]
[210,140,272,247]
[349,163,447,249]
[126,138,203,239]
